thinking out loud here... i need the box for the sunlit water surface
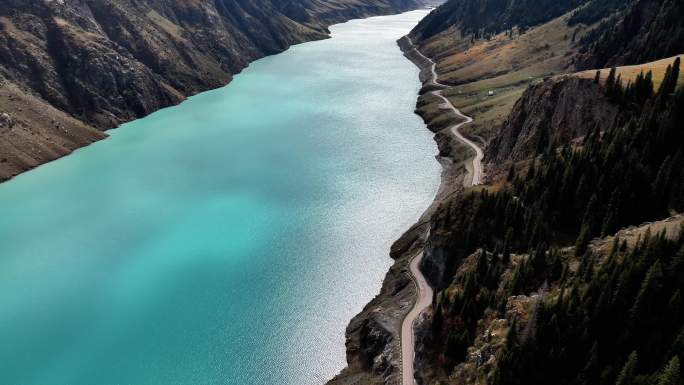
[0,10,437,385]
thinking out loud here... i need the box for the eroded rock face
[485,77,620,164]
[0,0,320,129]
[328,262,413,385]
[327,224,428,385]
[0,0,422,129]
[0,112,13,128]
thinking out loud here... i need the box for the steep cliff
[0,0,422,181]
[484,77,620,164]
[327,224,428,385]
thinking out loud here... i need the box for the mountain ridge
[332,0,684,384]
[0,0,423,181]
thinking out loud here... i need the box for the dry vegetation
[574,54,684,89]
[416,12,598,144]
[0,80,105,181]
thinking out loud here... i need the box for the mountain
[484,76,619,164]
[0,0,422,181]
[576,0,684,69]
[332,0,684,384]
[411,0,587,40]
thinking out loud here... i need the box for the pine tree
[652,156,674,212]
[418,72,684,385]
[629,261,664,327]
[582,194,599,236]
[658,58,681,99]
[615,351,638,385]
[575,224,592,257]
[476,250,489,281]
[507,164,516,181]
[601,189,621,237]
[667,289,682,319]
[595,70,602,84]
[668,57,680,92]
[606,67,617,93]
[530,243,547,273]
[644,70,654,95]
[614,74,624,101]
[581,342,600,382]
[657,356,681,385]
[502,229,513,266]
[634,70,654,103]
[506,318,519,349]
[527,159,537,181]
[510,262,525,294]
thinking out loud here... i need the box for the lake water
[0,10,437,385]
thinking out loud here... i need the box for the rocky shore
[330,0,684,383]
[326,34,475,385]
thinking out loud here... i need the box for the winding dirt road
[399,38,484,385]
[408,37,484,186]
[400,250,433,385]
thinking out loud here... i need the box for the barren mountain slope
[0,0,422,181]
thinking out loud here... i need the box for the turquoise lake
[0,10,437,385]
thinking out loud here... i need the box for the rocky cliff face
[0,0,421,181]
[326,222,430,385]
[485,77,620,164]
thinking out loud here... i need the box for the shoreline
[2,6,461,384]
[326,30,483,385]
[0,9,443,385]
[0,4,424,184]
[397,36,485,385]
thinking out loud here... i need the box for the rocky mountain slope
[331,0,684,384]
[416,212,684,385]
[0,0,422,181]
[406,0,684,145]
[484,77,619,164]
[412,52,684,385]
[576,0,684,69]
[410,0,587,40]
[406,6,590,147]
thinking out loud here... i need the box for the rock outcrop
[327,223,428,385]
[0,112,13,128]
[484,77,620,164]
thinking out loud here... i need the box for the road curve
[400,250,434,385]
[398,38,484,385]
[407,37,484,186]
